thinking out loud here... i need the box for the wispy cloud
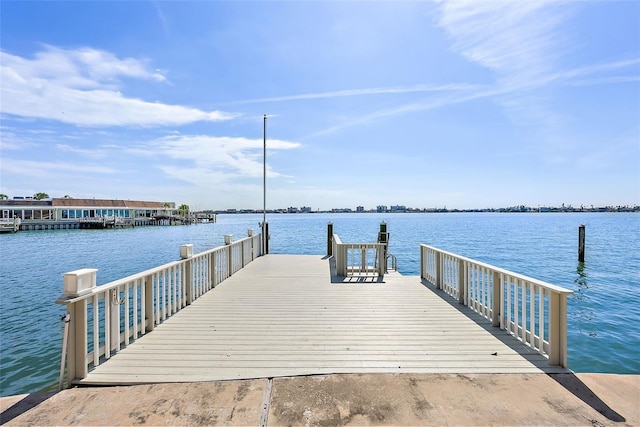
[304,54,639,139]
[304,86,503,139]
[437,1,570,84]
[1,158,118,177]
[0,46,237,127]
[55,143,108,158]
[227,83,483,105]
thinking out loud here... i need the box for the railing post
[144,274,154,332]
[492,271,501,327]
[181,244,194,305]
[248,229,255,261]
[549,292,569,367]
[109,289,119,353]
[69,300,88,381]
[327,222,333,256]
[61,268,96,383]
[225,235,233,275]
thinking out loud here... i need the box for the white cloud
[0,46,236,126]
[139,134,301,180]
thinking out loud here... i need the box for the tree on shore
[0,194,8,200]
[33,192,49,200]
[177,204,190,217]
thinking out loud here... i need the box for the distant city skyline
[2,194,637,215]
[1,1,638,211]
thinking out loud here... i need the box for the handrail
[56,232,263,386]
[332,233,386,277]
[420,244,572,367]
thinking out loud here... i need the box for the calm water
[1,213,638,396]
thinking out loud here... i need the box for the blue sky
[1,1,638,211]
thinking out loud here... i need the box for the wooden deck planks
[78,254,567,386]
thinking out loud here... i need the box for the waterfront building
[0,198,176,230]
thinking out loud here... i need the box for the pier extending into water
[55,225,573,389]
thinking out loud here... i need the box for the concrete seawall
[1,373,638,426]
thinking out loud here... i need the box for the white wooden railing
[332,234,386,277]
[56,232,262,385]
[420,244,573,367]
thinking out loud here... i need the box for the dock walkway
[80,254,566,386]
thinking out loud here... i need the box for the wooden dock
[78,254,567,386]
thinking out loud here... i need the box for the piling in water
[578,225,586,262]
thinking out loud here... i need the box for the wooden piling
[327,222,333,256]
[264,222,269,254]
[578,225,585,262]
[378,221,388,261]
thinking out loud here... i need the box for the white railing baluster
[514,278,520,342]
[521,279,526,342]
[113,287,121,353]
[174,265,179,311]
[479,266,485,316]
[529,282,535,349]
[133,279,139,340]
[104,292,110,360]
[124,283,130,346]
[498,272,504,329]
[141,277,147,335]
[162,270,168,320]
[506,275,512,333]
[92,294,99,367]
[539,287,545,355]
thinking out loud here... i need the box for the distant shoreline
[205,207,640,215]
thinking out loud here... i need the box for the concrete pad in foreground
[1,380,265,426]
[2,373,638,426]
[270,373,639,426]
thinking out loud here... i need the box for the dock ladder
[377,230,397,273]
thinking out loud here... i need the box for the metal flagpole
[262,114,268,254]
[263,114,266,227]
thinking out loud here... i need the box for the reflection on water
[573,262,597,337]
